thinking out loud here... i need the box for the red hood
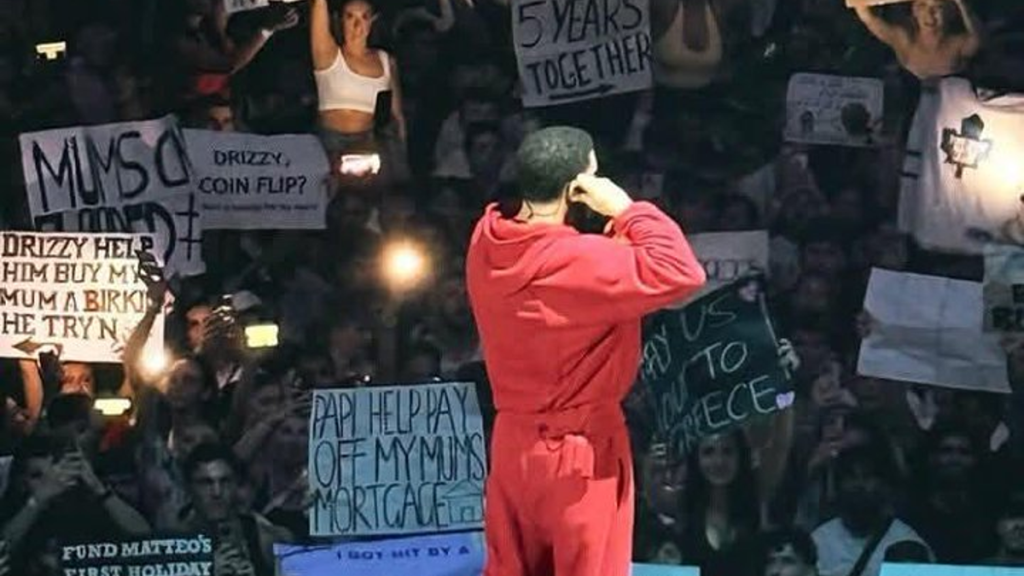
[469,203,581,292]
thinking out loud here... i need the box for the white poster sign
[224,0,269,13]
[224,0,300,12]
[185,129,329,230]
[0,231,164,363]
[275,532,485,576]
[857,268,1010,393]
[898,78,1024,255]
[846,0,912,6]
[308,382,487,537]
[19,116,203,276]
[34,194,202,278]
[674,231,769,304]
[983,243,1024,332]
[512,0,653,107]
[784,73,884,147]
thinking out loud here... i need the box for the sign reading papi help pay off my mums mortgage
[309,382,487,537]
[512,0,652,107]
[640,275,794,459]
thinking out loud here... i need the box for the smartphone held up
[339,154,381,177]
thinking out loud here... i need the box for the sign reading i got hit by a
[640,275,794,460]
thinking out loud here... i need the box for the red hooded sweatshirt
[466,201,706,414]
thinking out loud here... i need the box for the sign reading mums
[640,275,793,459]
[512,0,652,107]
[19,116,203,276]
[0,231,164,363]
[309,382,487,537]
[184,130,329,230]
[61,535,213,576]
[785,73,884,147]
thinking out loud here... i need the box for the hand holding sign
[136,251,167,309]
[777,338,800,374]
[271,8,300,32]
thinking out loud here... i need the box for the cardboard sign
[983,243,1024,332]
[512,0,653,107]
[61,535,213,576]
[857,268,1010,393]
[19,116,203,276]
[640,275,793,459]
[898,78,1024,255]
[33,194,202,278]
[784,73,884,147]
[275,532,485,576]
[185,129,329,230]
[683,231,770,302]
[0,231,165,363]
[308,382,487,537]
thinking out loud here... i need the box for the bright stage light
[382,240,430,292]
[139,348,171,379]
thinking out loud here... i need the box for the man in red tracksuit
[466,126,706,576]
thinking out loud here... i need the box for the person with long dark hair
[680,430,768,576]
[310,0,406,157]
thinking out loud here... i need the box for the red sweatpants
[484,404,635,576]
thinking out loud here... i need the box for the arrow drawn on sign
[13,337,64,357]
[547,83,616,102]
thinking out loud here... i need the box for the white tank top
[314,49,391,114]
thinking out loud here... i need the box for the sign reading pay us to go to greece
[512,0,653,107]
[309,382,487,537]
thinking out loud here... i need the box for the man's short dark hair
[760,527,818,567]
[182,442,244,482]
[515,126,593,203]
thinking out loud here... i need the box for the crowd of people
[1,0,1024,575]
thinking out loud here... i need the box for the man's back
[466,201,705,414]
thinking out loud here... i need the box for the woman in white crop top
[310,0,406,156]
